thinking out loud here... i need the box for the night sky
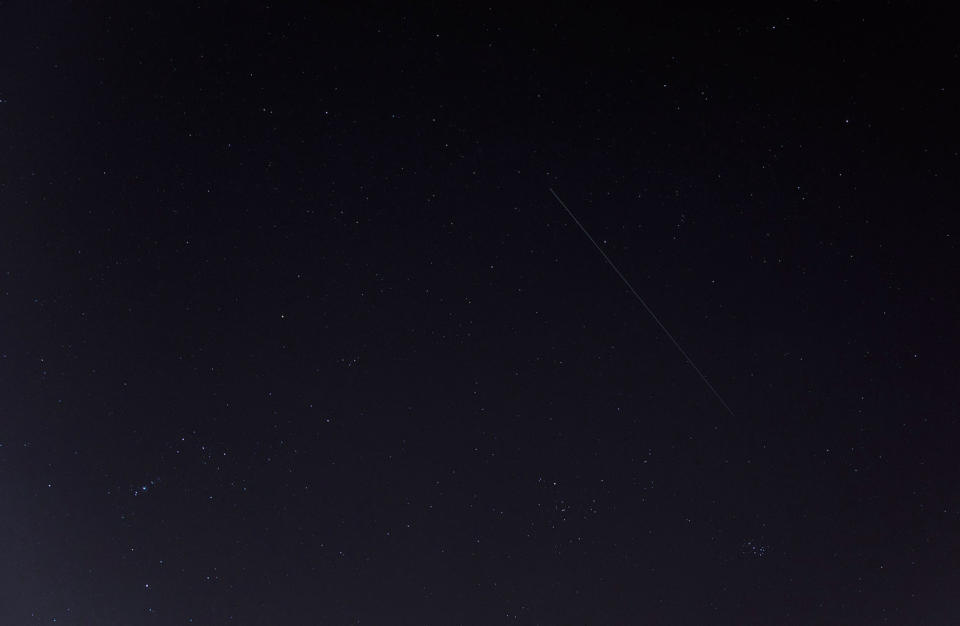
[2,3,958,624]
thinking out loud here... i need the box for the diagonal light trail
[549,187,736,417]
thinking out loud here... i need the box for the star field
[1,3,958,624]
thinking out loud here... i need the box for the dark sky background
[1,2,958,624]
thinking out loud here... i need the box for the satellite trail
[549,187,736,417]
